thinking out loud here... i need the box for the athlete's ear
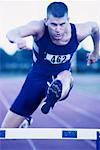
[44,18,48,26]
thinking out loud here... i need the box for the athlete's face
[45,14,69,40]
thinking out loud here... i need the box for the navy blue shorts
[10,68,73,117]
[10,68,53,117]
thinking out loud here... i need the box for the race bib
[45,53,71,64]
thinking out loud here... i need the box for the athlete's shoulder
[74,22,99,42]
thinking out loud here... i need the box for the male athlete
[1,2,99,128]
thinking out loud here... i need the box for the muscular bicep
[76,22,99,43]
[17,20,44,37]
[7,20,45,43]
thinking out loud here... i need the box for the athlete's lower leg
[1,110,25,128]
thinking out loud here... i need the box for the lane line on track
[62,102,100,123]
[48,112,72,127]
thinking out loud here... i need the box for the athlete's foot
[41,80,62,114]
[19,116,33,128]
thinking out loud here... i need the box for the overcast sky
[0,0,99,55]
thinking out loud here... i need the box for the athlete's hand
[15,38,32,50]
[87,52,99,66]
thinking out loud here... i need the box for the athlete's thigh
[10,70,48,117]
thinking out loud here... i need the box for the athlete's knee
[57,70,72,88]
[57,70,72,81]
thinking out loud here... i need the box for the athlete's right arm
[6,20,45,49]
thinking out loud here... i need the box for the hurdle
[0,128,100,150]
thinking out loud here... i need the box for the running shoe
[41,80,62,114]
[19,116,33,128]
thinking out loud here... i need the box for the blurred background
[0,0,100,74]
[0,46,100,74]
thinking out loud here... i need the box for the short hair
[47,2,68,18]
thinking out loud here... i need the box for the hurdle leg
[96,131,100,150]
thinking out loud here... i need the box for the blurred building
[0,48,33,74]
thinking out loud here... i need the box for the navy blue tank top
[32,23,79,76]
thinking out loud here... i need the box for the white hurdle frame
[0,128,100,150]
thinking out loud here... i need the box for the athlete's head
[45,2,69,40]
[47,2,68,18]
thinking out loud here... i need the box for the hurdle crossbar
[0,128,100,139]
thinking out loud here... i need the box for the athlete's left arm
[76,22,100,65]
